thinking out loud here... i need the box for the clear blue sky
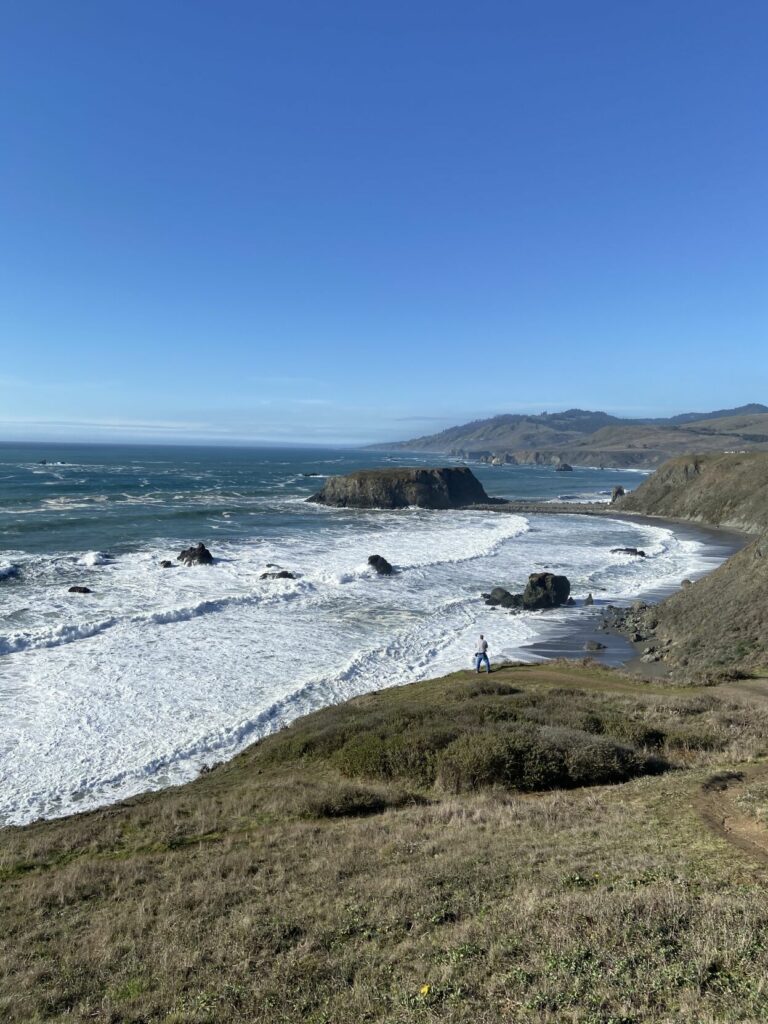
[1,0,766,444]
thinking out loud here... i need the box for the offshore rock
[260,570,296,580]
[307,467,491,510]
[611,547,647,557]
[367,554,394,575]
[68,585,92,594]
[177,542,214,566]
[555,462,574,472]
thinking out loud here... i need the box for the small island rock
[308,467,491,510]
[68,585,92,594]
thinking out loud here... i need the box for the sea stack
[307,467,491,509]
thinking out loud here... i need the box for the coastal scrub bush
[332,726,458,785]
[298,782,400,818]
[434,724,662,794]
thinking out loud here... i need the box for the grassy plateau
[4,661,768,1023]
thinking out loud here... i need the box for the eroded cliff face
[307,467,491,509]
[615,452,768,533]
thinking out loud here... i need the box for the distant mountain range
[368,404,768,469]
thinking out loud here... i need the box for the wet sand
[508,511,749,670]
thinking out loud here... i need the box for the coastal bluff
[609,451,768,673]
[307,466,491,509]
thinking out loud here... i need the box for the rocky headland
[307,466,493,509]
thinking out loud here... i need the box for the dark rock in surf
[308,467,492,509]
[585,593,595,605]
[484,573,571,611]
[611,547,646,557]
[483,587,522,609]
[555,462,574,472]
[160,560,174,568]
[68,585,92,594]
[585,640,607,652]
[260,570,296,580]
[368,554,394,575]
[522,572,571,610]
[177,542,214,566]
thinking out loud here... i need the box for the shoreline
[506,510,748,669]
[0,504,746,829]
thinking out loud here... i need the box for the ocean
[0,442,724,826]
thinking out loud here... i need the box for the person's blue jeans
[475,653,490,673]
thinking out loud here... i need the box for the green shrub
[297,783,401,819]
[434,733,513,793]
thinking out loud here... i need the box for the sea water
[0,443,723,825]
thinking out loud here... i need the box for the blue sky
[1,0,766,445]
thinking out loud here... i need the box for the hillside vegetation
[373,404,768,469]
[4,663,768,1023]
[616,451,768,533]
[613,452,768,673]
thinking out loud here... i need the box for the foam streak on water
[0,443,722,826]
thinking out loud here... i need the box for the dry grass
[3,662,768,1023]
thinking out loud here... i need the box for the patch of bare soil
[695,762,768,867]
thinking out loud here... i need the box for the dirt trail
[690,678,768,865]
[694,763,768,866]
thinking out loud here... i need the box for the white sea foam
[0,509,726,826]
[77,551,114,567]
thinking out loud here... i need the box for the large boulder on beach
[522,572,571,609]
[177,542,214,566]
[307,467,491,509]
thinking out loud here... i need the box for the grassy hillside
[651,537,768,671]
[611,452,768,673]
[4,663,768,1023]
[616,451,768,533]
[373,405,768,468]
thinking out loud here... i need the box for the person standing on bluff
[475,634,490,674]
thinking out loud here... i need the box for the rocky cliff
[308,467,491,509]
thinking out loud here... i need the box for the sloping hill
[614,452,768,671]
[373,404,768,468]
[616,451,768,533]
[668,403,768,424]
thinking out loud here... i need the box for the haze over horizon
[2,1,767,445]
